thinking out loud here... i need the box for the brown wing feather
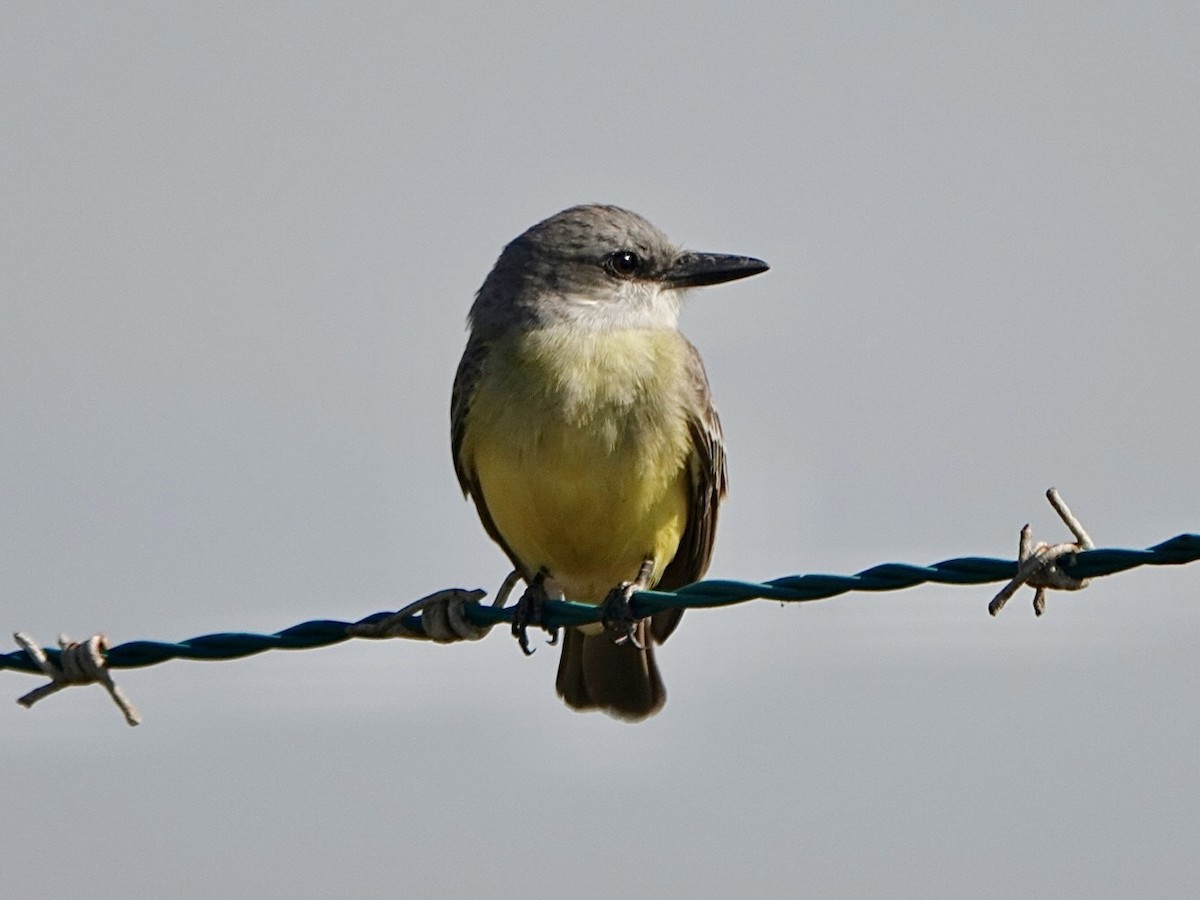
[651,340,728,643]
[450,334,486,496]
[451,334,532,580]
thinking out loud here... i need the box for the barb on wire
[13,633,140,725]
[989,488,1095,617]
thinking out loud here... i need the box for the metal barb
[989,488,1095,617]
[13,632,141,726]
[348,587,492,641]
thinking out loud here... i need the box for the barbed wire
[4,533,1196,679]
[4,484,1198,724]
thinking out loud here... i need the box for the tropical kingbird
[452,205,767,720]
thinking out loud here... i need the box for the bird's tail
[555,622,665,721]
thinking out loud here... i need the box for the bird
[451,205,767,720]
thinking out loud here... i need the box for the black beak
[663,251,769,288]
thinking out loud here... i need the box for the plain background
[3,3,1197,897]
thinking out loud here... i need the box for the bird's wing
[450,334,486,497]
[651,339,728,643]
[451,334,531,579]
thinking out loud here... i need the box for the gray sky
[3,3,1198,897]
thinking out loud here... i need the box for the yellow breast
[461,327,694,603]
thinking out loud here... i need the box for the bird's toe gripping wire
[510,571,559,656]
[600,557,655,649]
[989,488,1094,617]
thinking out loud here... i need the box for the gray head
[469,205,768,334]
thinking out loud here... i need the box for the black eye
[604,250,642,278]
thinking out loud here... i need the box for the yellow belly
[462,327,694,603]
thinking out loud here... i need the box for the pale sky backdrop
[3,3,1198,898]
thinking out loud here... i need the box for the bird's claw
[511,580,558,655]
[601,582,644,649]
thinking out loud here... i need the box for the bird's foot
[601,558,654,648]
[600,575,653,650]
[511,577,558,655]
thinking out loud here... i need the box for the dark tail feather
[555,623,665,721]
